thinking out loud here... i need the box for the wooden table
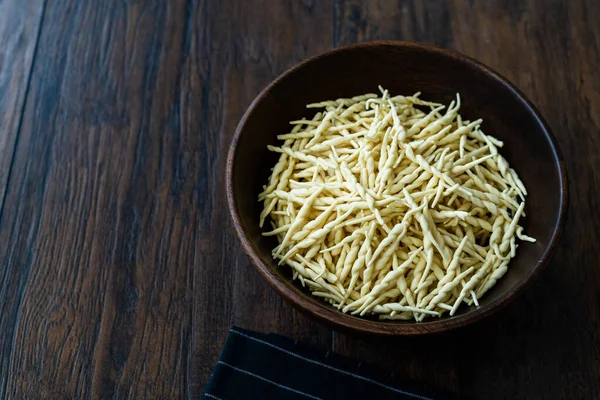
[1,1,598,398]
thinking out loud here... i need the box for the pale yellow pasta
[258,87,534,321]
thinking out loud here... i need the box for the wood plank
[334,1,600,399]
[185,0,335,395]
[0,0,44,217]
[0,1,197,398]
[0,0,334,398]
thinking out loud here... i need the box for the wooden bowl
[226,41,568,335]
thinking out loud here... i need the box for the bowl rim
[225,40,568,335]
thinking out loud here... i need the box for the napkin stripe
[230,328,432,400]
[218,361,322,400]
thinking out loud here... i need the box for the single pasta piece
[259,87,534,321]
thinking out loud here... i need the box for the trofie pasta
[258,87,535,321]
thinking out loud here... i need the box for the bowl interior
[228,42,565,334]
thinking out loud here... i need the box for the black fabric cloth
[203,327,459,400]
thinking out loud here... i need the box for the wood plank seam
[0,3,48,398]
[0,0,48,225]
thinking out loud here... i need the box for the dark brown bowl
[226,41,567,335]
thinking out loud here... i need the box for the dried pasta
[259,87,534,321]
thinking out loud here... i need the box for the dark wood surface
[0,0,597,398]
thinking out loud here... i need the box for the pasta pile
[259,87,534,321]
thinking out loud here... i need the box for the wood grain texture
[334,1,600,399]
[0,1,199,398]
[188,0,334,394]
[0,0,44,217]
[0,0,333,398]
[0,1,204,399]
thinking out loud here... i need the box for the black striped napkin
[203,327,458,400]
